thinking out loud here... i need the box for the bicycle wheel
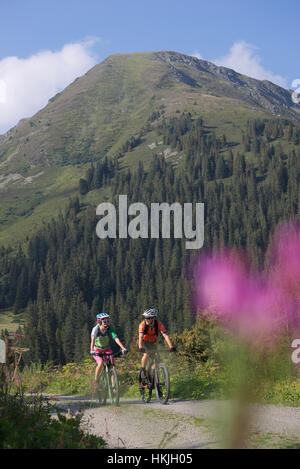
[139,369,152,403]
[154,363,170,404]
[108,367,120,406]
[95,371,107,405]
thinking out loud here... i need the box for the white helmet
[143,308,158,318]
[97,312,110,322]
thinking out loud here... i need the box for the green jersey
[91,324,117,350]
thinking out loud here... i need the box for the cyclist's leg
[93,350,105,380]
[142,341,157,379]
[140,353,148,381]
[141,352,148,369]
[91,352,104,396]
[140,340,149,379]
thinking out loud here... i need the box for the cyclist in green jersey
[90,313,127,384]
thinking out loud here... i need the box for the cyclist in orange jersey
[138,308,176,380]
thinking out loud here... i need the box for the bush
[0,392,106,449]
[263,380,300,406]
[170,316,217,362]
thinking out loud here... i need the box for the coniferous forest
[1,114,300,365]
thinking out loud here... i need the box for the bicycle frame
[93,351,122,405]
[102,356,114,402]
[94,350,122,366]
[140,350,170,404]
[146,352,159,376]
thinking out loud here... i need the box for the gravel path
[49,395,300,449]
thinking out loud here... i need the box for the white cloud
[214,41,287,88]
[0,39,99,135]
[191,50,204,60]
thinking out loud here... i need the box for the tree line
[1,113,300,365]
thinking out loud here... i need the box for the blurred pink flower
[268,222,300,296]
[194,249,249,319]
[194,222,300,344]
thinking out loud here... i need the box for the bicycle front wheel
[108,367,120,406]
[96,372,107,405]
[139,369,152,403]
[154,363,170,404]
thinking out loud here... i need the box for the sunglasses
[102,319,109,324]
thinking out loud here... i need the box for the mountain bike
[92,351,123,406]
[139,350,170,405]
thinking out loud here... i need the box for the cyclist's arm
[114,336,126,351]
[90,336,95,352]
[109,326,126,352]
[138,322,145,349]
[138,332,145,349]
[161,331,173,349]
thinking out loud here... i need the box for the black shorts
[143,341,157,353]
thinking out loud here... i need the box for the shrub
[0,392,106,449]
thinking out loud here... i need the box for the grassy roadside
[2,317,300,449]
[10,351,300,407]
[0,391,107,449]
[3,316,300,406]
[3,351,300,449]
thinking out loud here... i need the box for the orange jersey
[139,320,167,343]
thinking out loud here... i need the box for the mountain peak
[0,50,299,173]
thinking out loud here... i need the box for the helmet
[97,312,110,322]
[142,308,158,318]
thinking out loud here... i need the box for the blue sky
[0,0,299,134]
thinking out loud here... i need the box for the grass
[250,431,300,449]
[0,309,25,333]
[262,379,300,406]
[0,164,91,246]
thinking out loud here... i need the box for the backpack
[144,319,159,337]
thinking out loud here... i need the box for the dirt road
[50,395,300,449]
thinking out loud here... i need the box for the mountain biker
[138,308,176,381]
[90,313,127,385]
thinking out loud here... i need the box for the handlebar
[92,350,124,358]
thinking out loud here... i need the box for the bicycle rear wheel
[139,369,152,403]
[154,363,170,404]
[108,367,120,406]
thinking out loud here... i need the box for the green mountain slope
[0,50,299,245]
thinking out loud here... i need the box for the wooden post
[1,335,30,384]
[10,347,30,380]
